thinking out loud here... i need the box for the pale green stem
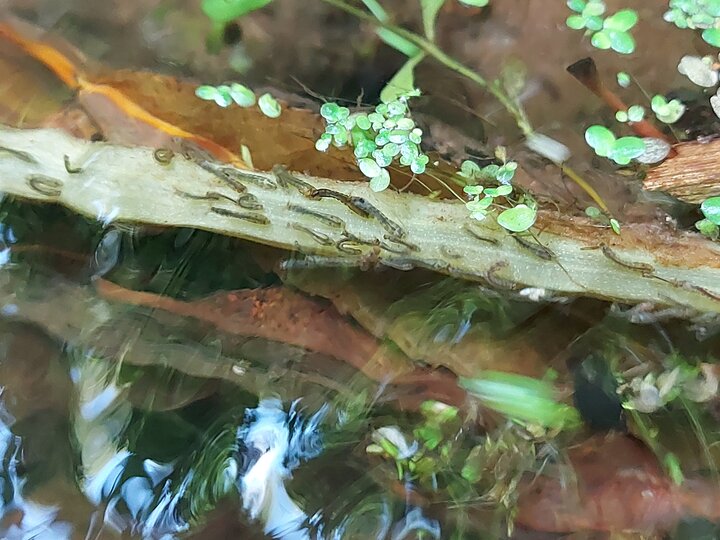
[320,0,534,136]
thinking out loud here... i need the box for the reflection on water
[0,403,73,539]
[0,200,718,540]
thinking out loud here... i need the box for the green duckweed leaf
[566,14,586,29]
[369,169,391,191]
[609,136,645,164]
[591,29,612,49]
[358,157,382,178]
[258,93,281,118]
[701,196,720,225]
[608,30,635,54]
[617,71,631,87]
[497,204,536,232]
[702,28,720,47]
[229,83,256,107]
[585,125,616,157]
[603,9,638,31]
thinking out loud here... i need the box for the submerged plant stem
[1,127,720,312]
[321,0,533,135]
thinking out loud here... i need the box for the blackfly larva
[280,256,356,270]
[237,194,264,211]
[310,189,370,217]
[290,223,335,246]
[653,274,720,305]
[63,154,83,174]
[336,239,363,255]
[600,244,655,275]
[0,145,37,164]
[384,234,420,252]
[210,206,270,225]
[379,240,410,254]
[382,259,415,271]
[25,174,63,197]
[178,138,216,165]
[484,261,518,290]
[463,225,499,245]
[175,189,237,204]
[287,203,345,229]
[439,246,463,259]
[235,170,278,190]
[211,168,248,194]
[512,235,556,261]
[272,165,315,195]
[348,197,406,238]
[153,148,175,165]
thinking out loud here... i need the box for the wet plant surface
[1,1,720,539]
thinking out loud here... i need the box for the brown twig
[567,58,677,156]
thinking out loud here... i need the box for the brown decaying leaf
[94,278,466,407]
[0,16,458,195]
[516,433,720,533]
[284,267,591,378]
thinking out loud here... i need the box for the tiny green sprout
[610,218,621,235]
[651,95,685,124]
[258,93,282,118]
[566,2,638,54]
[617,71,631,87]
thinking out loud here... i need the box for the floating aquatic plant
[696,196,720,240]
[584,125,645,165]
[566,1,639,54]
[195,83,282,118]
[316,92,427,192]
